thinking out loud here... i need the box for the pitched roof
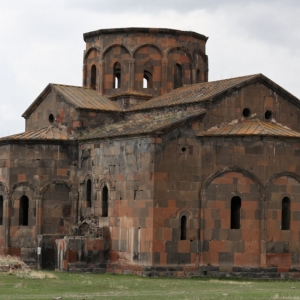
[0,125,77,142]
[79,108,206,140]
[197,120,300,138]
[128,74,300,111]
[22,84,120,118]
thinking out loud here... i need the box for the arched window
[90,65,96,89]
[282,197,291,230]
[102,186,108,217]
[143,70,153,88]
[0,196,3,226]
[174,63,182,89]
[231,196,241,229]
[86,179,92,208]
[180,215,187,240]
[113,62,121,89]
[19,195,29,226]
[196,69,201,83]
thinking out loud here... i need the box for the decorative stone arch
[265,171,300,193]
[83,46,101,61]
[192,49,208,83]
[166,46,193,62]
[40,179,78,198]
[10,181,37,229]
[101,44,132,60]
[200,166,264,201]
[40,179,78,234]
[10,181,38,198]
[132,43,163,58]
[193,48,208,63]
[173,208,194,241]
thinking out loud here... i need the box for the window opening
[114,62,121,89]
[282,197,290,230]
[180,215,187,240]
[196,69,201,83]
[243,108,251,118]
[265,110,272,120]
[174,64,182,89]
[86,179,92,208]
[231,196,241,229]
[143,70,153,88]
[0,196,3,226]
[19,195,29,226]
[48,114,54,124]
[102,185,108,217]
[91,65,96,90]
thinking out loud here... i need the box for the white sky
[0,0,299,137]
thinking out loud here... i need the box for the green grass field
[1,271,300,300]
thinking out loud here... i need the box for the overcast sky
[0,0,299,137]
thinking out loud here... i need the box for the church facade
[0,27,300,277]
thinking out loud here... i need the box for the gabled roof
[22,84,120,118]
[79,108,206,140]
[0,125,77,142]
[128,74,300,111]
[197,120,300,138]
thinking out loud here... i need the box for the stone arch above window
[282,197,291,230]
[231,196,241,229]
[19,195,29,226]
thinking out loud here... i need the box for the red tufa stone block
[110,251,119,263]
[66,250,77,263]
[277,267,289,273]
[223,172,244,178]
[210,241,225,253]
[18,174,26,182]
[238,177,254,184]
[213,201,225,209]
[266,253,291,268]
[212,177,233,184]
[178,240,190,253]
[72,120,82,128]
[152,240,165,252]
[151,172,168,181]
[168,200,176,207]
[244,241,260,253]
[162,228,172,241]
[152,138,162,144]
[115,173,124,181]
[273,177,288,185]
[8,247,21,257]
[160,252,167,265]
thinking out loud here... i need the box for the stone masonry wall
[200,137,300,271]
[83,28,208,96]
[78,137,157,266]
[0,142,78,262]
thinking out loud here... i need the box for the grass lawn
[0,271,300,300]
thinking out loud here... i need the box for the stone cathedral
[0,27,300,277]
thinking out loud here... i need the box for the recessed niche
[48,114,54,124]
[242,108,251,118]
[265,110,272,120]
